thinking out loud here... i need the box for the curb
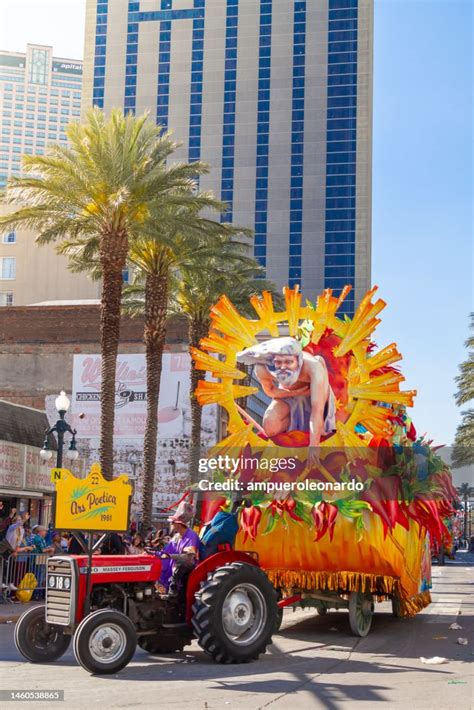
[0,613,21,624]
[0,603,40,624]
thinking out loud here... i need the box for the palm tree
[456,482,474,542]
[455,313,474,406]
[174,255,280,484]
[453,314,474,467]
[122,209,247,526]
[0,108,210,479]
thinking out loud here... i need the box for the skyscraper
[0,45,83,187]
[0,44,97,306]
[83,0,373,310]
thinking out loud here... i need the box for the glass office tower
[83,0,373,311]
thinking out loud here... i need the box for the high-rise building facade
[0,44,98,305]
[83,0,373,310]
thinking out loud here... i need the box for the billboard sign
[72,353,191,438]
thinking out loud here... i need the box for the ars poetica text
[70,491,117,515]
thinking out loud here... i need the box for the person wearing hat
[28,525,55,555]
[158,501,199,596]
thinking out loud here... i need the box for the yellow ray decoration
[333,287,386,357]
[283,286,303,336]
[364,343,403,375]
[190,348,245,379]
[310,285,352,344]
[195,380,258,406]
[250,291,280,337]
[210,295,259,345]
[192,284,416,453]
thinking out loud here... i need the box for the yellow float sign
[53,463,133,532]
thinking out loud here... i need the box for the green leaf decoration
[263,510,279,535]
[70,486,91,501]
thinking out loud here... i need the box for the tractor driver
[158,502,199,597]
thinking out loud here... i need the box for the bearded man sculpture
[237,337,336,461]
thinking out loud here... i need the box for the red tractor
[14,549,277,675]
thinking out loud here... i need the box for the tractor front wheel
[73,609,136,675]
[192,562,277,663]
[14,605,71,663]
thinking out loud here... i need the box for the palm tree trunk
[99,232,128,480]
[189,318,209,485]
[141,272,168,529]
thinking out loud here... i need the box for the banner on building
[72,353,191,439]
[0,441,25,489]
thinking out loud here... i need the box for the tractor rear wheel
[192,562,277,664]
[14,605,71,663]
[137,635,187,654]
[73,609,136,675]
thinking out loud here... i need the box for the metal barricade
[1,552,50,603]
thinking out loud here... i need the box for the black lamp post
[127,452,139,479]
[40,391,79,468]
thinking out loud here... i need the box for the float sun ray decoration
[192,284,416,451]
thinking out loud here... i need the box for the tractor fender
[186,551,259,624]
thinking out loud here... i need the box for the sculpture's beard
[273,367,301,387]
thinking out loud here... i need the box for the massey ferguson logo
[79,565,153,574]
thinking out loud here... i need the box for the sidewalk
[0,601,40,624]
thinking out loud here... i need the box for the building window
[0,292,14,307]
[0,257,16,279]
[29,48,49,85]
[3,230,16,244]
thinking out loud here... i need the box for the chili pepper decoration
[240,505,262,542]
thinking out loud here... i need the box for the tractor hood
[71,553,161,583]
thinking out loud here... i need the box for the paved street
[0,552,472,710]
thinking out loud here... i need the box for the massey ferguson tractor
[14,549,277,675]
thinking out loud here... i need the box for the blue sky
[372,0,472,445]
[1,0,472,446]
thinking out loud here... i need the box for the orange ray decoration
[192,286,456,617]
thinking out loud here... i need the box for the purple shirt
[174,527,200,555]
[158,527,200,589]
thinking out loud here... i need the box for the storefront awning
[0,489,45,498]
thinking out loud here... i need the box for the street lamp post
[127,452,139,480]
[40,391,79,468]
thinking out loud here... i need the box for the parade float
[192,285,458,636]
